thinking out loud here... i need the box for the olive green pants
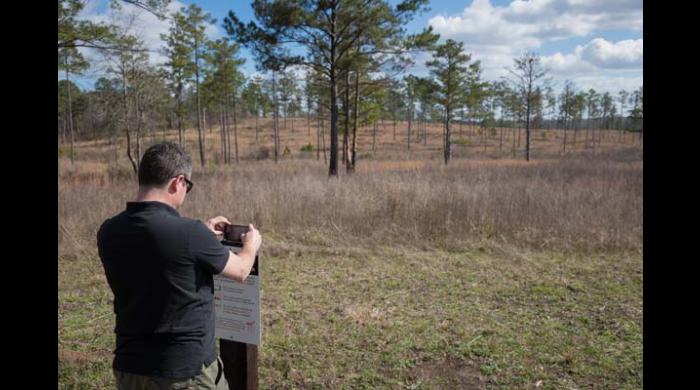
[113,356,228,390]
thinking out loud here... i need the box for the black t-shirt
[96,201,230,379]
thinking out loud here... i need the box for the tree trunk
[136,112,142,164]
[407,108,412,151]
[342,70,350,166]
[233,93,239,164]
[525,84,532,162]
[317,108,321,161]
[136,107,142,164]
[307,104,311,138]
[563,115,568,153]
[177,89,184,147]
[272,70,279,163]
[321,107,327,165]
[88,94,96,141]
[223,103,229,164]
[225,97,231,164]
[342,128,347,165]
[112,131,118,164]
[467,115,472,143]
[586,111,591,149]
[60,115,67,145]
[328,7,338,176]
[444,110,451,165]
[194,36,205,166]
[419,119,422,144]
[349,71,359,174]
[122,68,138,176]
[459,113,463,138]
[150,113,156,144]
[424,119,428,146]
[618,104,624,142]
[441,117,445,156]
[220,104,225,162]
[64,66,75,164]
[445,115,452,165]
[372,121,377,152]
[499,125,504,153]
[283,106,287,132]
[135,93,143,164]
[255,111,259,142]
[204,107,210,135]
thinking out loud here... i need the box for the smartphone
[223,224,249,244]
[221,223,259,276]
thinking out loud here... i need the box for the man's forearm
[236,244,258,280]
[220,244,258,282]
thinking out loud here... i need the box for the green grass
[59,238,642,389]
[300,143,315,152]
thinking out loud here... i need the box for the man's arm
[218,245,257,282]
[217,224,262,282]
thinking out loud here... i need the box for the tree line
[59,0,643,175]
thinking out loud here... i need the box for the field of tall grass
[59,121,642,389]
[59,147,642,257]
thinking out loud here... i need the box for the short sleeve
[188,220,230,274]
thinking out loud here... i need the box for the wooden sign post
[216,226,260,390]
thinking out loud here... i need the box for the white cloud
[566,75,643,95]
[540,49,594,75]
[407,44,513,83]
[542,38,644,93]
[429,0,642,48]
[541,38,642,74]
[537,37,643,93]
[579,38,642,69]
[429,0,540,48]
[425,0,642,94]
[76,0,221,70]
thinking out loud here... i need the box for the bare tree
[505,52,548,161]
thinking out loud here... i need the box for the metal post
[219,230,260,390]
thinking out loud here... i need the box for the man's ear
[167,177,179,194]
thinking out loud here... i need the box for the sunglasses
[183,177,194,193]
[173,175,194,193]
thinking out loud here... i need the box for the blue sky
[72,0,643,95]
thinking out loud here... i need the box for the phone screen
[224,224,249,243]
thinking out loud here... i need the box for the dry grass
[59,144,642,258]
[58,118,642,389]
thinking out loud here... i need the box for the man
[97,142,262,389]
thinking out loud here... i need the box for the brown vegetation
[59,121,642,257]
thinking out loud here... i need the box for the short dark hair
[138,142,192,187]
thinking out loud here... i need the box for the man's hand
[241,224,262,253]
[206,216,230,239]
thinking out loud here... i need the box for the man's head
[137,142,193,209]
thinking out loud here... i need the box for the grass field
[58,118,642,389]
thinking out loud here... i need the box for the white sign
[213,246,261,345]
